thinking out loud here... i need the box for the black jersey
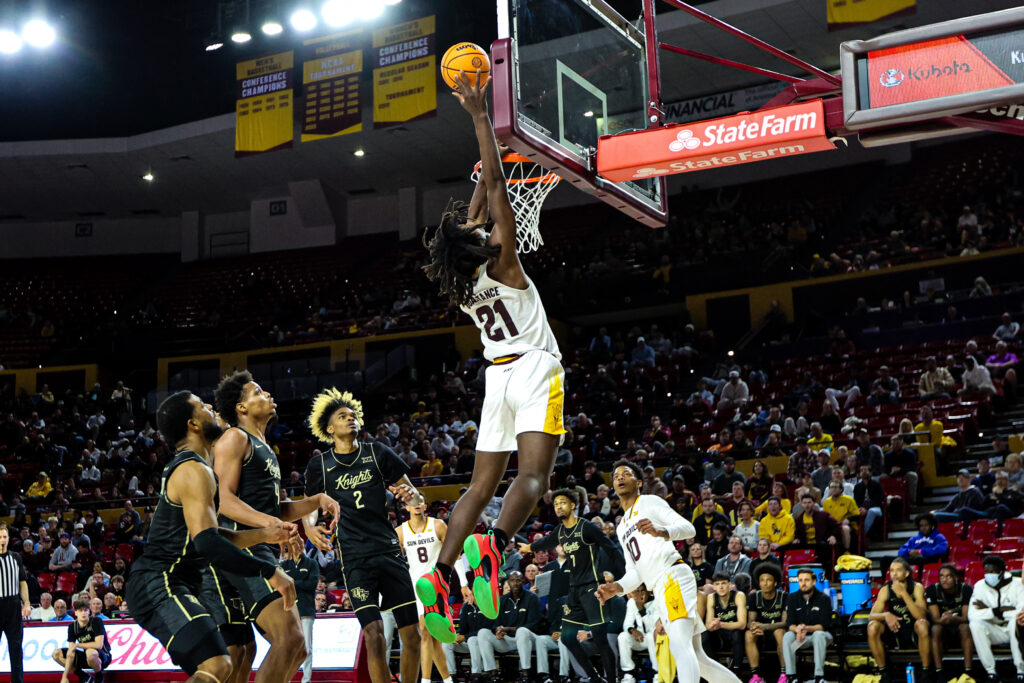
[713,589,739,622]
[220,428,281,537]
[131,450,214,585]
[885,581,916,625]
[68,617,110,656]
[751,590,786,624]
[304,442,408,562]
[531,518,625,586]
[925,582,971,615]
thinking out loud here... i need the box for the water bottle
[906,662,915,683]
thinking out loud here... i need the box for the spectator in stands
[811,451,835,493]
[755,482,791,518]
[959,356,996,398]
[969,276,993,298]
[985,341,1018,398]
[919,357,955,400]
[1004,453,1024,489]
[788,438,817,482]
[419,450,443,478]
[823,481,860,549]
[706,523,731,566]
[732,500,759,552]
[444,592,488,680]
[79,459,101,486]
[50,599,71,622]
[25,471,52,503]
[641,415,671,449]
[69,524,89,550]
[807,423,833,453]
[759,496,795,552]
[749,540,778,581]
[783,567,835,683]
[48,533,77,573]
[631,336,656,367]
[854,465,885,537]
[314,593,328,614]
[868,556,932,683]
[101,592,118,617]
[30,592,55,621]
[714,536,751,581]
[705,571,747,667]
[966,470,1024,520]
[825,379,863,411]
[712,457,746,496]
[745,460,774,503]
[868,366,901,406]
[993,312,1020,343]
[476,571,556,681]
[925,563,973,679]
[795,492,841,563]
[695,498,731,545]
[972,457,995,495]
[642,465,668,498]
[968,556,1024,683]
[720,371,750,410]
[580,460,605,494]
[898,514,949,571]
[88,597,105,621]
[884,435,920,503]
[619,585,658,683]
[933,469,985,523]
[856,429,885,476]
[688,542,714,589]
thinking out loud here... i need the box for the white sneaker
[622,674,637,683]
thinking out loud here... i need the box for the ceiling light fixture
[142,172,154,182]
[290,8,317,31]
[230,29,252,43]
[0,29,22,54]
[204,35,225,51]
[322,0,355,28]
[22,20,55,48]
[261,20,283,35]
[353,149,365,157]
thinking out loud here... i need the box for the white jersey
[401,518,442,580]
[616,494,696,595]
[460,267,561,362]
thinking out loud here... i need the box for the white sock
[421,678,431,683]
[443,678,454,683]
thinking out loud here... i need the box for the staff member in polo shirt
[0,524,32,683]
[782,567,835,683]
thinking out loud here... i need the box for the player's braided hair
[308,387,364,444]
[422,199,500,307]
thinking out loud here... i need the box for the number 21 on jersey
[475,300,520,342]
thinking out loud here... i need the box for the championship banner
[301,30,364,142]
[235,51,294,156]
[372,15,437,128]
[827,0,915,31]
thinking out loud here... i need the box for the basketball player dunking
[418,71,567,644]
[398,502,454,683]
[206,371,340,683]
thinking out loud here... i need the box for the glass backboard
[493,0,668,227]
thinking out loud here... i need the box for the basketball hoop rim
[473,153,562,185]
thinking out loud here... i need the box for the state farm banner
[827,0,915,31]
[3,617,361,673]
[235,51,295,156]
[301,30,364,142]
[597,99,835,182]
[372,15,437,128]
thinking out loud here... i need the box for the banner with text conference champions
[235,51,295,156]
[372,15,437,128]
[301,30,364,142]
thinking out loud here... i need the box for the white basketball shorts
[476,349,566,453]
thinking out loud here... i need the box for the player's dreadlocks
[422,199,500,307]
[308,387,364,443]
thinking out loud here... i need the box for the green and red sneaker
[464,532,502,619]
[416,568,457,643]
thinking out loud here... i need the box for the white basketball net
[472,155,561,254]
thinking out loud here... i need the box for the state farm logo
[879,68,904,88]
[668,129,701,152]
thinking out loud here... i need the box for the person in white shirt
[968,555,1024,682]
[619,585,659,683]
[959,357,996,398]
[597,460,741,683]
[80,460,101,486]
[30,593,56,621]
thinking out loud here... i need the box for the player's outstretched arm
[301,453,334,552]
[467,168,489,226]
[281,493,340,529]
[452,71,525,289]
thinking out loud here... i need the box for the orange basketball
[441,42,490,90]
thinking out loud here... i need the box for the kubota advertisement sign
[596,99,835,182]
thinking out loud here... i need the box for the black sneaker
[919,669,934,683]
[879,669,891,683]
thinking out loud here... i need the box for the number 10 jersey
[461,267,561,362]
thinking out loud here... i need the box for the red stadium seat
[965,564,985,586]
[921,564,942,586]
[37,572,55,591]
[1001,518,1024,537]
[936,522,961,541]
[115,543,135,563]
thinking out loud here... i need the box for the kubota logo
[669,129,701,152]
[879,68,905,88]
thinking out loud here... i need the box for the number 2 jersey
[304,442,409,563]
[460,266,560,362]
[616,494,697,595]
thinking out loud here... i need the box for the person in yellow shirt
[758,496,795,551]
[806,422,834,452]
[420,450,444,478]
[25,472,52,502]
[914,404,947,472]
[822,480,860,549]
[754,481,792,519]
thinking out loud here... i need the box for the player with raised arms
[125,391,297,683]
[596,460,742,683]
[304,388,424,683]
[398,500,455,683]
[417,68,567,643]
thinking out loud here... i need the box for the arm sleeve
[376,445,411,485]
[194,528,277,579]
[647,496,696,541]
[304,455,324,497]
[530,530,560,552]
[779,516,795,546]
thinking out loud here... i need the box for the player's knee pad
[169,618,230,677]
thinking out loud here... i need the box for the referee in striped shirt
[0,524,31,683]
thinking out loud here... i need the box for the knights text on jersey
[304,443,409,562]
[460,267,560,362]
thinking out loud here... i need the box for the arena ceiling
[0,0,1016,222]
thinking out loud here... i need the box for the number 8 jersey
[401,518,442,582]
[461,267,561,362]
